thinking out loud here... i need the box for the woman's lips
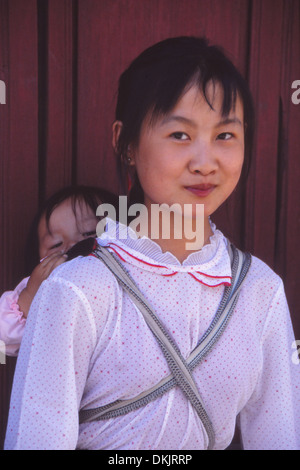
[185,184,216,197]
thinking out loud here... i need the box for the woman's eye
[170,132,189,141]
[217,132,233,141]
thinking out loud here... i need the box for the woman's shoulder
[47,252,119,293]
[239,249,284,298]
[247,252,281,281]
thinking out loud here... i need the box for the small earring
[121,154,132,165]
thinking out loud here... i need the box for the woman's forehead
[146,82,244,130]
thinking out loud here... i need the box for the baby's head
[25,186,118,273]
[38,195,98,259]
[113,36,254,202]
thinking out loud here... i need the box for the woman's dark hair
[24,185,119,274]
[114,36,255,203]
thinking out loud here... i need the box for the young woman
[4,37,299,450]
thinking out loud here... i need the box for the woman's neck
[150,218,213,263]
[131,206,213,263]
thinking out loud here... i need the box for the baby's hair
[24,185,118,274]
[114,36,255,203]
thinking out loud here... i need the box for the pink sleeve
[0,277,29,357]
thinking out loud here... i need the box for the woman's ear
[112,120,136,167]
[112,120,123,153]
[112,120,135,166]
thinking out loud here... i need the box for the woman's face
[38,198,98,259]
[128,83,245,220]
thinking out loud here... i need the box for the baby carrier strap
[79,242,251,450]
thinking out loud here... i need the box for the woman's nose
[188,141,218,176]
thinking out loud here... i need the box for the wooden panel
[0,0,10,288]
[0,0,39,287]
[41,0,75,199]
[0,0,39,449]
[278,0,300,337]
[244,0,300,338]
[245,0,285,267]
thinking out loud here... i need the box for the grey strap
[79,243,251,450]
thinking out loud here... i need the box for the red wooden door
[1,0,299,449]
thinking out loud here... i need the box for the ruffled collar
[97,218,232,287]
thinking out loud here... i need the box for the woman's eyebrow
[215,117,243,127]
[161,115,197,127]
[161,115,243,128]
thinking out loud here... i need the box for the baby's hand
[18,252,67,318]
